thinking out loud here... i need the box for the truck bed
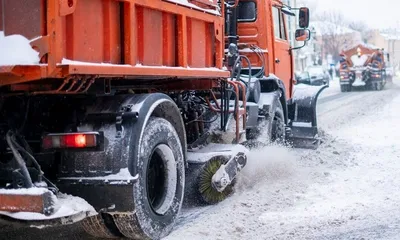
[0,0,229,88]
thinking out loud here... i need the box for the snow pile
[0,31,40,65]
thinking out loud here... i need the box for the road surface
[1,79,400,240]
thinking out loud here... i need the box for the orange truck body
[0,0,294,99]
[0,0,227,88]
[340,44,385,69]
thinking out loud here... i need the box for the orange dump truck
[0,0,326,239]
[339,43,390,92]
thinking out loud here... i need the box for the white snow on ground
[165,79,400,240]
[0,31,40,65]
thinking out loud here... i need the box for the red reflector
[43,133,98,149]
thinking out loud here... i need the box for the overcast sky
[305,0,400,29]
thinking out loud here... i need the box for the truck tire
[113,117,185,239]
[340,85,351,92]
[81,214,123,238]
[271,100,286,143]
[376,81,383,91]
[245,97,285,147]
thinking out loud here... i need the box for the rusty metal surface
[0,190,54,215]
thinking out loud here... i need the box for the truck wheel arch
[84,93,187,177]
[259,74,289,125]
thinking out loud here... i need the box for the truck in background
[339,44,389,92]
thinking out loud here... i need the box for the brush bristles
[198,157,235,204]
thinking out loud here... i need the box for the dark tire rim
[146,144,177,216]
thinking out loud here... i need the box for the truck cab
[233,0,310,100]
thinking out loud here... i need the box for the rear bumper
[0,188,55,215]
[0,187,96,227]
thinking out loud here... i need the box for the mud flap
[287,84,328,149]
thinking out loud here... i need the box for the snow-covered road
[2,79,400,240]
[164,79,400,240]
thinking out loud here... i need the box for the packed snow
[0,187,50,195]
[0,31,40,65]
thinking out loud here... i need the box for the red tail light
[42,132,103,150]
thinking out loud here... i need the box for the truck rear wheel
[340,85,351,92]
[112,117,185,239]
[81,214,122,238]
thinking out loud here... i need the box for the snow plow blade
[287,84,328,149]
[0,188,55,215]
[0,188,96,228]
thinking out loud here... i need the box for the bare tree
[313,10,355,61]
[348,20,373,43]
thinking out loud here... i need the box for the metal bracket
[211,152,247,192]
[116,104,139,138]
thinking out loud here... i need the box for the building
[310,21,362,63]
[367,30,400,70]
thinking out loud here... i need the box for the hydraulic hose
[6,131,33,188]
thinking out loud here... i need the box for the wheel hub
[146,144,177,215]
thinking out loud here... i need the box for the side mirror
[295,29,310,42]
[298,7,310,28]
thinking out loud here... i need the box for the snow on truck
[339,44,390,92]
[0,0,326,239]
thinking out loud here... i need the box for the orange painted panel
[162,13,177,66]
[189,19,208,68]
[66,0,104,63]
[140,8,163,66]
[0,0,228,86]
[1,0,43,39]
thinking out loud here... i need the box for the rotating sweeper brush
[198,156,236,204]
[187,144,248,205]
